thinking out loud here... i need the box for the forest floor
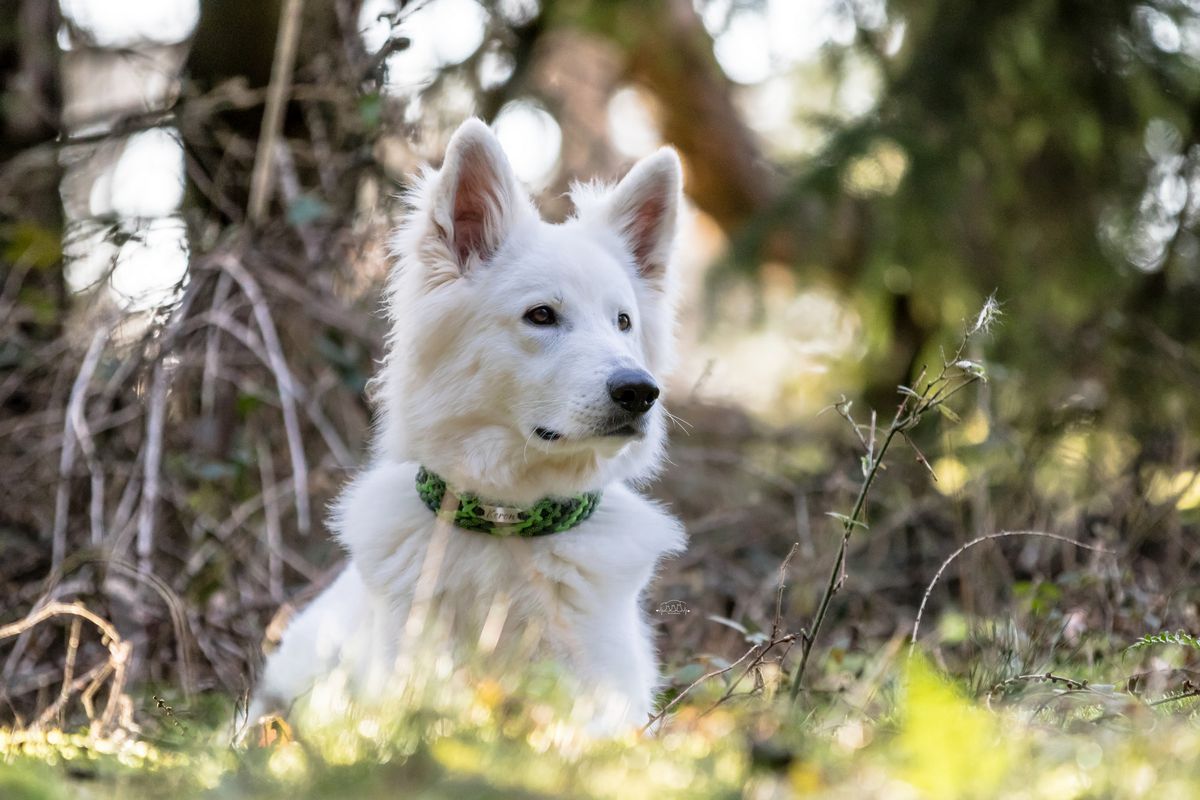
[4,310,1200,798]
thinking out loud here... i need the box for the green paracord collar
[415,467,602,537]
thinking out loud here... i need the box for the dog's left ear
[605,148,682,285]
[430,118,527,273]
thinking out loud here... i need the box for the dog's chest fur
[254,461,685,725]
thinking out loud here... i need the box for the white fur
[249,119,686,731]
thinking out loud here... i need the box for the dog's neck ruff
[415,467,601,537]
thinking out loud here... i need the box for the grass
[3,644,1200,799]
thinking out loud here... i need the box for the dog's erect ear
[430,119,525,272]
[605,148,682,284]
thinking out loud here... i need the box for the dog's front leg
[559,590,659,732]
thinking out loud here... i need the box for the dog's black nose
[608,369,659,414]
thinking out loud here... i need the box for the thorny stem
[1149,689,1200,707]
[699,633,800,717]
[644,546,802,732]
[789,422,902,701]
[643,643,763,732]
[788,299,997,703]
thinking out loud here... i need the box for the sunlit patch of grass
[896,657,1016,799]
[0,727,184,770]
[0,725,221,799]
[7,649,1200,799]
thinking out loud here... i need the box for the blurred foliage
[723,0,1200,425]
[4,648,1200,799]
[897,658,1013,799]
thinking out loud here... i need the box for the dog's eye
[524,305,558,326]
[617,313,632,332]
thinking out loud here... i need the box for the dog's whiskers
[663,408,693,435]
[521,427,537,464]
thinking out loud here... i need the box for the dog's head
[378,119,683,503]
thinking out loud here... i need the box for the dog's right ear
[428,119,526,274]
[600,148,682,288]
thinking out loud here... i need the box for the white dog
[248,118,687,732]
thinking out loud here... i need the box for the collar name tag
[483,506,525,524]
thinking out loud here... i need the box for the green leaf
[706,615,748,635]
[826,512,869,530]
[934,404,962,423]
[1125,631,1200,653]
[236,392,263,418]
[954,360,987,379]
[359,92,383,129]
[669,662,706,684]
[745,630,770,645]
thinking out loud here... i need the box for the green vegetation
[3,648,1200,799]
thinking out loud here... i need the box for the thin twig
[699,633,799,717]
[985,672,1092,711]
[0,602,132,735]
[52,328,109,570]
[789,420,903,701]
[789,302,999,702]
[201,271,233,418]
[219,255,312,535]
[771,543,799,640]
[646,543,802,730]
[1149,689,1200,707]
[642,645,761,733]
[910,530,1110,652]
[257,437,285,601]
[139,360,170,579]
[136,287,199,576]
[248,0,305,226]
